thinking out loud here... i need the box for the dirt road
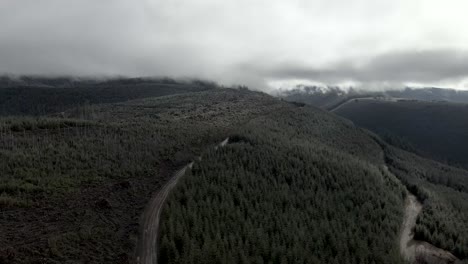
[329,97,374,112]
[400,194,423,262]
[329,96,403,112]
[136,138,228,264]
[400,194,460,264]
[135,162,193,264]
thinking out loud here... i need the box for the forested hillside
[159,90,468,263]
[386,88,468,104]
[0,76,216,116]
[1,85,467,263]
[383,144,468,259]
[280,86,369,110]
[335,99,468,169]
[159,104,408,263]
[0,88,280,263]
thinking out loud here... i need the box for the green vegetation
[1,82,467,263]
[382,144,468,259]
[0,88,279,263]
[0,77,215,116]
[160,107,406,263]
[335,99,468,169]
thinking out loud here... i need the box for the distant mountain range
[0,76,218,116]
[280,85,468,110]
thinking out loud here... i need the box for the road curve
[329,96,411,112]
[400,194,423,262]
[329,97,374,112]
[136,138,228,264]
[400,194,461,264]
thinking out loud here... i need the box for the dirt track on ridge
[136,137,461,264]
[400,194,423,262]
[400,194,460,264]
[135,162,193,264]
[136,138,229,264]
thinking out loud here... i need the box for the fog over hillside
[1,0,468,91]
[280,84,468,106]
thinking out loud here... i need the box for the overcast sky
[1,0,468,90]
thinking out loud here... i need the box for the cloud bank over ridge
[1,0,468,90]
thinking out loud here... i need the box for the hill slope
[0,87,467,263]
[0,76,216,116]
[335,99,468,169]
[0,89,278,263]
[160,104,406,263]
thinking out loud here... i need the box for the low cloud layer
[263,49,468,84]
[1,0,468,90]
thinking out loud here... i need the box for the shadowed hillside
[1,86,467,263]
[281,86,468,111]
[0,76,217,116]
[335,99,468,169]
[0,88,279,263]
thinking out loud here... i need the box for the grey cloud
[1,1,468,90]
[262,49,468,84]
[0,0,210,77]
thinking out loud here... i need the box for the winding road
[400,193,460,264]
[135,138,228,264]
[135,138,461,264]
[400,194,423,262]
[329,96,403,112]
[381,165,461,264]
[329,97,374,112]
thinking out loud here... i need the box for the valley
[335,98,468,169]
